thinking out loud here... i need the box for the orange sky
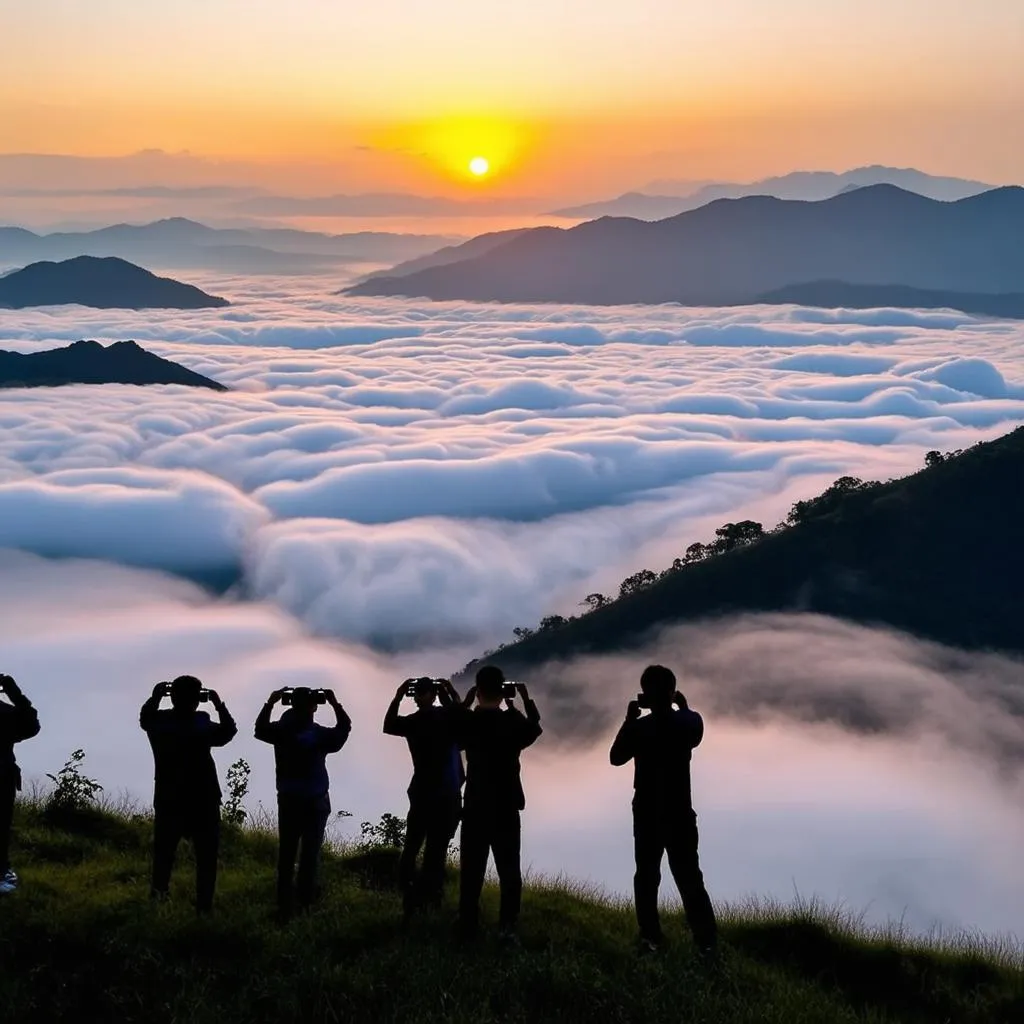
[1,0,1021,196]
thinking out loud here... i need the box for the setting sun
[468,156,490,177]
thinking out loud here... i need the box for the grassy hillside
[467,427,1024,675]
[1,800,1022,1023]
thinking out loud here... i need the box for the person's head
[288,687,318,721]
[639,664,676,710]
[475,664,505,709]
[412,677,437,710]
[170,675,203,713]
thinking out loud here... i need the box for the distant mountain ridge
[0,217,460,275]
[347,185,1024,308]
[552,165,999,220]
[0,339,227,390]
[0,256,228,309]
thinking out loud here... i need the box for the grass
[1,798,1023,1024]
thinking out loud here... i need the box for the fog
[2,279,1024,938]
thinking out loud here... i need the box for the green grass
[2,800,1023,1024]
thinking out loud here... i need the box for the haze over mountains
[349,185,1024,309]
[551,166,998,220]
[0,256,228,310]
[0,217,459,275]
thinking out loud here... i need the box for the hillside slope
[2,800,1022,1023]
[347,186,1024,306]
[471,427,1024,673]
[0,255,228,309]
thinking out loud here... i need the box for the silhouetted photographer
[455,665,542,940]
[383,676,464,916]
[0,674,40,896]
[140,676,237,913]
[610,665,717,956]
[255,686,350,916]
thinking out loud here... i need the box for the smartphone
[198,689,212,702]
[636,692,652,709]
[502,682,518,698]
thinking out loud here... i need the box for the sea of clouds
[2,276,1024,938]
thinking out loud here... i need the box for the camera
[636,692,652,709]
[198,689,212,702]
[280,687,328,706]
[405,678,445,697]
[502,682,518,698]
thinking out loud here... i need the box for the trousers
[633,801,717,949]
[151,800,221,912]
[399,789,461,913]
[0,775,16,875]
[458,804,522,930]
[277,792,331,911]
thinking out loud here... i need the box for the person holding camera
[255,686,350,917]
[610,664,717,957]
[383,676,464,917]
[454,665,542,940]
[139,676,237,913]
[0,674,41,895]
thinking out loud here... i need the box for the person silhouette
[139,676,237,913]
[383,677,464,917]
[0,674,41,896]
[609,664,717,957]
[255,686,350,917]
[455,665,541,941]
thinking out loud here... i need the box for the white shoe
[0,869,19,894]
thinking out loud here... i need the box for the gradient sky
[1,0,1021,196]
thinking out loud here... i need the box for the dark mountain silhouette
[0,339,227,390]
[756,281,1024,319]
[462,427,1024,678]
[0,256,228,309]
[0,218,460,275]
[347,186,1024,307]
[354,228,531,283]
[552,166,997,219]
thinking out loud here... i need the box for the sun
[468,156,490,177]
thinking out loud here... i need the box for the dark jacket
[0,696,41,790]
[610,706,704,810]
[255,706,351,798]
[140,703,237,808]
[383,704,464,800]
[456,702,542,812]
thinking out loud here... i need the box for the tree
[537,614,568,632]
[619,569,657,598]
[684,542,708,563]
[787,477,870,525]
[512,626,535,641]
[580,593,610,612]
[925,450,945,467]
[712,520,764,551]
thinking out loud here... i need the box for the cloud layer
[2,279,1023,645]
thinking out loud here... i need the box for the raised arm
[383,681,411,736]
[609,700,642,766]
[0,675,40,742]
[254,689,285,743]
[513,684,543,749]
[321,691,352,753]
[139,682,167,732]
[207,690,238,747]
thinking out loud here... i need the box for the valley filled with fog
[3,274,1024,938]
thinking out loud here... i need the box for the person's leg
[633,804,666,944]
[420,792,460,909]
[457,808,489,935]
[0,777,16,877]
[665,810,717,953]
[295,795,330,909]
[276,795,302,915]
[491,808,523,931]
[150,805,182,899]
[399,798,429,915]
[192,802,221,913]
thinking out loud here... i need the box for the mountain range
[0,218,459,275]
[348,185,1024,309]
[551,166,998,220]
[0,256,228,309]
[0,339,226,390]
[461,426,1024,679]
